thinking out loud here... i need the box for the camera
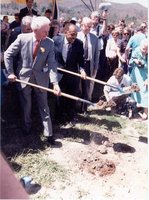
[99,2,112,11]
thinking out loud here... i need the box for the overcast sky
[109,0,148,8]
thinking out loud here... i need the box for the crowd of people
[1,0,148,145]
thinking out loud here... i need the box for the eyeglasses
[123,33,129,35]
[112,34,118,36]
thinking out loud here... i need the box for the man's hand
[8,74,17,82]
[80,70,86,79]
[102,10,108,20]
[53,84,61,96]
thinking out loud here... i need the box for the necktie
[66,43,72,60]
[28,8,32,16]
[33,40,40,60]
[84,35,88,60]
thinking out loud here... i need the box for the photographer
[90,10,108,54]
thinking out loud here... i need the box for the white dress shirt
[77,32,92,61]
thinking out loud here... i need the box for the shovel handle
[15,79,94,105]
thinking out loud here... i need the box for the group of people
[1,0,148,145]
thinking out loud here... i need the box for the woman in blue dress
[129,39,148,119]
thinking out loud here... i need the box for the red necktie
[33,40,40,60]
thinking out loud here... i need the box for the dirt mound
[79,153,116,177]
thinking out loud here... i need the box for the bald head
[64,23,77,32]
[64,23,77,43]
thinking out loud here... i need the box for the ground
[1,101,148,200]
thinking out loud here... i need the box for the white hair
[90,11,100,18]
[31,16,50,30]
[81,17,92,25]
[140,39,148,48]
[21,16,33,26]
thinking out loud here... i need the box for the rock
[98,146,108,154]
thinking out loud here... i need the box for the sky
[109,0,148,8]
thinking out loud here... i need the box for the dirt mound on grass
[79,153,116,176]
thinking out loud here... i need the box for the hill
[1,0,147,25]
[58,0,148,24]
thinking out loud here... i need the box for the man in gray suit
[4,16,61,145]
[77,17,99,113]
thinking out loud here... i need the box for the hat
[71,17,77,22]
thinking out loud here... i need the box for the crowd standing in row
[1,0,148,145]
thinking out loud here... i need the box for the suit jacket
[8,26,21,45]
[77,31,99,77]
[4,32,58,89]
[19,7,38,19]
[53,35,85,73]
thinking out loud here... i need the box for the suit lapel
[28,34,34,65]
[58,36,65,65]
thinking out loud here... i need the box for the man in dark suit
[19,0,38,20]
[4,16,61,145]
[8,16,33,47]
[9,13,21,30]
[53,23,86,122]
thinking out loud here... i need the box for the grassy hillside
[1,0,147,25]
[58,0,147,24]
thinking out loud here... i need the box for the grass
[1,87,148,199]
[129,121,148,135]
[10,149,68,187]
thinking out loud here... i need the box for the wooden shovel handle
[15,79,94,105]
[57,67,118,89]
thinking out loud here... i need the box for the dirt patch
[79,154,116,176]
[1,106,148,200]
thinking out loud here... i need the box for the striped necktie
[84,35,88,60]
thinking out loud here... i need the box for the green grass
[1,96,148,199]
[10,150,68,187]
[129,121,148,135]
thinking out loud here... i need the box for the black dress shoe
[22,129,31,136]
[47,136,55,145]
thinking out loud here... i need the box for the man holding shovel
[4,16,61,145]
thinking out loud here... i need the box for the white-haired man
[4,16,61,145]
[77,17,99,113]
